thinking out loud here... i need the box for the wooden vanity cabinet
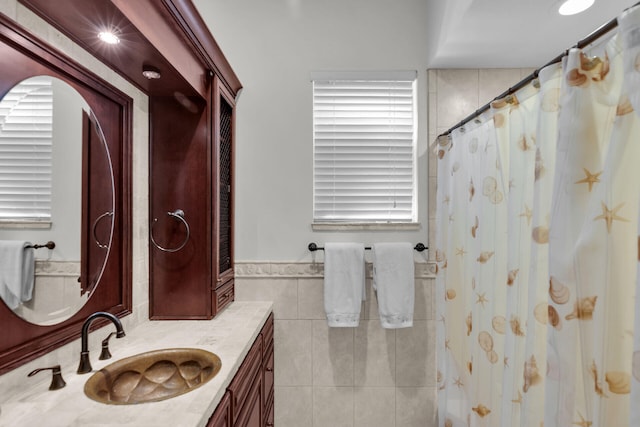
[262,315,275,426]
[208,392,232,427]
[209,314,274,427]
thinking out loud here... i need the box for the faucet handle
[28,365,67,390]
[99,332,116,360]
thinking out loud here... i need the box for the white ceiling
[426,0,638,68]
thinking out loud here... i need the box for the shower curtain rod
[437,1,640,139]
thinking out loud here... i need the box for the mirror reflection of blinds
[0,76,53,221]
[312,75,416,222]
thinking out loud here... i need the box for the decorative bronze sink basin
[84,348,221,405]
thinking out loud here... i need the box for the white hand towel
[372,242,414,329]
[323,242,365,327]
[0,240,35,310]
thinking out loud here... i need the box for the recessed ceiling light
[558,0,595,15]
[142,65,162,80]
[98,31,120,44]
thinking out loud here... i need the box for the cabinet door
[234,369,263,427]
[207,392,232,427]
[263,343,274,409]
[149,95,213,319]
[262,313,274,411]
[265,397,274,427]
[228,334,263,423]
[213,76,236,292]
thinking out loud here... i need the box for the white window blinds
[312,71,417,223]
[0,76,53,222]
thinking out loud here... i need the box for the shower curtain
[435,5,640,427]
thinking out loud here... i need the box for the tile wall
[234,262,437,427]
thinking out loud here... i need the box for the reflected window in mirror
[0,76,54,226]
[0,75,113,325]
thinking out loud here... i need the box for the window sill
[311,222,421,231]
[0,220,52,229]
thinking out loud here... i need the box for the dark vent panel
[219,97,233,273]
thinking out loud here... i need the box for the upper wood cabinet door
[149,94,213,319]
[145,3,240,320]
[213,75,236,287]
[211,74,235,316]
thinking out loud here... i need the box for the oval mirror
[0,75,114,325]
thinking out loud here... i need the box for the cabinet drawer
[206,391,231,427]
[235,365,263,427]
[214,279,234,314]
[265,394,274,427]
[261,313,274,351]
[264,342,274,407]
[228,334,262,422]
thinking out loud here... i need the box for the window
[0,76,53,224]
[312,71,417,224]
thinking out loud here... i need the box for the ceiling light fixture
[142,65,162,80]
[558,0,595,16]
[98,31,120,44]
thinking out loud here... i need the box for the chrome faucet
[77,311,125,374]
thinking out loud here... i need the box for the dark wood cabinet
[140,1,240,319]
[262,314,275,424]
[208,392,232,427]
[229,334,263,424]
[209,314,274,427]
[212,76,236,315]
[235,368,264,427]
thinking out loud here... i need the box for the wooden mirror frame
[0,13,132,374]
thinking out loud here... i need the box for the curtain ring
[92,211,114,249]
[150,209,190,253]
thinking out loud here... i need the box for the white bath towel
[323,242,366,327]
[0,240,35,310]
[372,242,414,328]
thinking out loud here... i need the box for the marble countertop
[0,301,273,427]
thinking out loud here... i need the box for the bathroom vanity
[0,302,273,427]
[0,3,254,424]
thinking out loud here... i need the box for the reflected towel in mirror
[0,240,35,309]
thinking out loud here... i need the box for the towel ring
[150,209,190,253]
[92,211,114,249]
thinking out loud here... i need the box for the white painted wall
[194,0,431,261]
